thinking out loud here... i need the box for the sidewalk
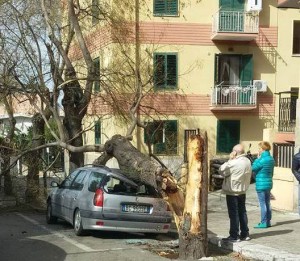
[208,184,300,261]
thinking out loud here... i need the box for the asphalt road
[0,209,176,261]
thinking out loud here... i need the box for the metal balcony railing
[212,10,259,34]
[278,97,296,133]
[211,83,257,107]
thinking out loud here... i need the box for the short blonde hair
[258,141,271,151]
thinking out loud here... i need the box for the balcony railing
[278,97,296,133]
[211,83,257,109]
[212,10,259,40]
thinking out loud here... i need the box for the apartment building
[71,0,300,211]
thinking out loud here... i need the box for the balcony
[211,10,259,41]
[278,95,297,133]
[210,84,257,110]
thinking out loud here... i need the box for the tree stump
[179,133,208,259]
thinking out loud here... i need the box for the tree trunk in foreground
[178,134,208,259]
[94,134,208,259]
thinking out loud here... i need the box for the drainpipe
[135,0,141,151]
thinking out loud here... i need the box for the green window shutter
[154,0,178,16]
[154,120,178,155]
[95,120,101,144]
[93,57,100,92]
[166,54,177,88]
[217,120,240,153]
[215,54,220,84]
[220,0,233,10]
[154,53,177,89]
[154,0,165,15]
[144,121,163,144]
[92,0,99,25]
[240,54,253,87]
[220,0,245,11]
[165,120,178,154]
[154,54,166,88]
[166,0,178,15]
[219,0,245,32]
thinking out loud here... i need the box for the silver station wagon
[46,165,172,236]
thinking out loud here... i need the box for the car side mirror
[50,180,60,188]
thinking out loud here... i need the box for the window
[95,120,101,144]
[144,120,178,155]
[184,129,198,162]
[88,171,105,192]
[293,21,300,55]
[92,0,100,25]
[215,54,253,86]
[154,0,178,16]
[60,170,80,189]
[278,88,298,132]
[215,54,253,104]
[219,0,245,32]
[103,176,159,197]
[70,171,88,190]
[93,57,100,92]
[217,120,240,153]
[154,53,177,89]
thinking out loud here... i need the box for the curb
[208,234,300,261]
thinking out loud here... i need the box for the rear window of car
[88,171,105,192]
[103,176,159,197]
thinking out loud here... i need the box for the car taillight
[94,188,104,207]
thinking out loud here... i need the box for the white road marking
[16,213,136,253]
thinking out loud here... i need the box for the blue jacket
[252,150,275,192]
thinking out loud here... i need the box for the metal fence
[273,142,294,168]
[278,97,296,132]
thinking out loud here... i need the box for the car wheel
[46,201,57,224]
[74,209,85,236]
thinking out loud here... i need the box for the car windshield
[103,176,159,197]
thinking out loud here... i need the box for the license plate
[122,204,149,213]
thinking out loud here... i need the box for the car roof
[77,165,138,187]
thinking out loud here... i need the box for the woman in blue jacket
[252,141,275,228]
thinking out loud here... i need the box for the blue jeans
[257,190,272,225]
[226,194,249,239]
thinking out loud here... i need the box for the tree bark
[26,113,45,202]
[178,134,208,260]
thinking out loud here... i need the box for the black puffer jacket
[291,152,300,183]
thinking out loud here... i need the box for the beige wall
[272,167,299,212]
[276,8,300,92]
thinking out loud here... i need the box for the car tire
[46,201,57,224]
[74,209,85,236]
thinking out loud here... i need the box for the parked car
[46,165,172,236]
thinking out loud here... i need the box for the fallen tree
[94,133,208,259]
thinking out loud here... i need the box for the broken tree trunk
[178,133,208,259]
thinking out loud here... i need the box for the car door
[57,170,81,220]
[63,170,88,223]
